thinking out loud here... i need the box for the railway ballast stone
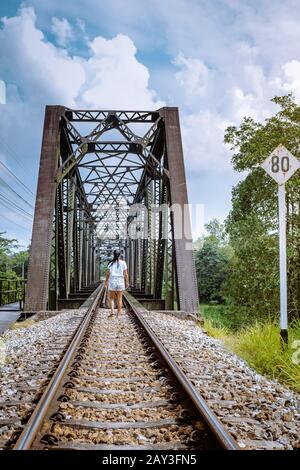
[143,310,300,450]
[0,308,299,450]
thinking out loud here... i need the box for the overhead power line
[0,131,37,180]
[0,175,34,210]
[0,192,33,219]
[0,210,32,232]
[0,159,35,198]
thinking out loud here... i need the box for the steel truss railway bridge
[24,106,199,314]
[2,106,242,452]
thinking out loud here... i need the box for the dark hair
[108,249,121,267]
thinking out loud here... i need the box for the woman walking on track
[105,250,129,318]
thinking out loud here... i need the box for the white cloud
[0,7,165,243]
[173,52,211,101]
[181,111,232,173]
[51,17,74,47]
[228,87,258,122]
[175,53,288,175]
[2,2,300,241]
[0,7,163,111]
[0,7,85,107]
[272,60,300,101]
[82,34,164,109]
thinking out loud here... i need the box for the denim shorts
[108,275,125,292]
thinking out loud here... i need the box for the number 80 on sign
[261,144,300,184]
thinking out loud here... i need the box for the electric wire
[0,131,36,180]
[0,175,34,210]
[0,159,35,198]
[0,210,32,231]
[0,134,34,234]
[0,193,33,219]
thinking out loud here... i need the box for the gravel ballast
[0,309,86,447]
[142,311,300,450]
[0,307,299,450]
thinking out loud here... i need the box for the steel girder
[25,106,199,313]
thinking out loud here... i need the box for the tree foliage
[0,232,29,278]
[0,232,17,273]
[195,219,232,303]
[224,94,300,319]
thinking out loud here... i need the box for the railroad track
[0,309,87,449]
[11,288,238,450]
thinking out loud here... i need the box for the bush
[227,320,300,392]
[201,307,300,393]
[200,303,255,331]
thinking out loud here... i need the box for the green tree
[224,94,300,319]
[195,219,232,303]
[0,232,29,278]
[205,219,226,244]
[10,249,29,278]
[0,232,18,275]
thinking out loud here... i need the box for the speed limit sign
[261,144,300,184]
[261,145,300,344]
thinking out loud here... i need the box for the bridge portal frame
[24,106,199,313]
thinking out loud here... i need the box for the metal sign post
[261,144,300,343]
[278,183,288,343]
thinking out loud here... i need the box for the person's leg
[117,291,123,317]
[109,290,115,317]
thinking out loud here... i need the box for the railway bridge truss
[3,108,243,453]
[24,106,199,313]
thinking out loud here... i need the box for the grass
[202,318,229,339]
[227,321,300,392]
[200,303,254,331]
[200,303,300,393]
[9,319,35,330]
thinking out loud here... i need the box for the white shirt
[109,259,127,277]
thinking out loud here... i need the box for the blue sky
[1,0,300,246]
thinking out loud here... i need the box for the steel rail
[14,286,238,451]
[13,284,104,450]
[123,292,240,451]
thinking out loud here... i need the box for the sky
[1,0,300,246]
